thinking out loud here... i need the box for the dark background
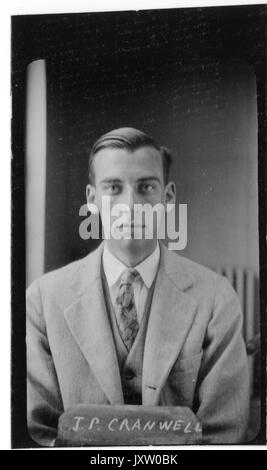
[12,5,266,447]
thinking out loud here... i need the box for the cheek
[95,190,117,211]
[94,189,103,207]
[147,191,164,205]
[99,198,130,226]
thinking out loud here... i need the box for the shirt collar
[102,242,160,289]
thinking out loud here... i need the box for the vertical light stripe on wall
[26,59,47,287]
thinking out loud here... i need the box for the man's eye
[105,185,121,194]
[139,183,154,193]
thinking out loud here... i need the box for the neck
[105,239,158,267]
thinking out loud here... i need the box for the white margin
[2,0,266,451]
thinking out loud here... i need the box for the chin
[111,237,155,253]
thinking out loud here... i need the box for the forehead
[92,146,164,183]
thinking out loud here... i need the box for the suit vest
[101,265,156,405]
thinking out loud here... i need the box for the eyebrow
[136,177,161,184]
[100,176,161,184]
[100,178,122,184]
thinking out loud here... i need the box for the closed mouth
[121,224,145,229]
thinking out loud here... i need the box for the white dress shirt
[102,243,160,324]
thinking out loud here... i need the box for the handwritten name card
[56,404,202,446]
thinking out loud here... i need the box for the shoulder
[26,243,103,307]
[160,243,238,303]
[160,243,221,287]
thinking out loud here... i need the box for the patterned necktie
[114,268,141,351]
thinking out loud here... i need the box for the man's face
[86,146,175,252]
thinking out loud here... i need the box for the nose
[123,186,137,212]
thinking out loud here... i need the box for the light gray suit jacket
[26,242,250,446]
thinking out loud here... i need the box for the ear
[164,181,176,205]
[86,184,96,204]
[86,184,99,214]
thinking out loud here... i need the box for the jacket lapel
[64,243,124,405]
[142,244,197,405]
[63,242,197,407]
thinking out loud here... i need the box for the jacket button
[123,369,135,380]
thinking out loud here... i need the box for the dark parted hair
[88,127,173,185]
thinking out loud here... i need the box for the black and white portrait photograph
[10,0,266,452]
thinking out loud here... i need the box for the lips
[120,224,145,229]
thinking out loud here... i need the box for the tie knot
[120,268,141,286]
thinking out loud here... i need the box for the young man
[26,127,250,446]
